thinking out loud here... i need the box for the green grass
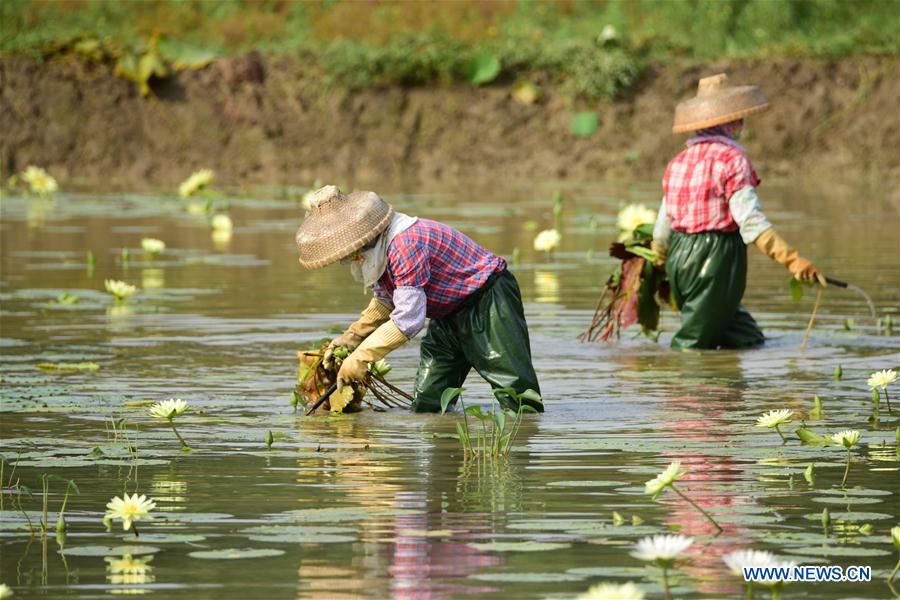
[2,0,898,99]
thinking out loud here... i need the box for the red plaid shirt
[662,136,760,233]
[376,219,505,319]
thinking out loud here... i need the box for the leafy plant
[466,52,501,85]
[440,387,540,460]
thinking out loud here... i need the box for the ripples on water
[1,182,898,598]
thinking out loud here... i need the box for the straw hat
[295,185,394,269]
[672,73,768,133]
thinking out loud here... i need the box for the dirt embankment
[1,54,897,193]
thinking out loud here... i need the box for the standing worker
[295,185,543,412]
[651,74,825,349]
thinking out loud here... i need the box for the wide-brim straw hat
[672,73,768,133]
[295,185,394,269]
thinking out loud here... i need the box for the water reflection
[105,554,155,594]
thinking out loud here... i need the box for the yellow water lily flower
[644,461,686,498]
[576,582,645,600]
[104,279,138,301]
[211,214,233,232]
[140,238,166,255]
[149,398,188,419]
[104,493,156,531]
[756,409,794,428]
[867,369,897,390]
[178,169,214,198]
[533,229,561,253]
[105,554,153,576]
[830,430,860,448]
[631,534,693,565]
[616,203,656,241]
[21,165,58,195]
[0,583,12,599]
[891,525,900,550]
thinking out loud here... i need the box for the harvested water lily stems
[799,285,823,352]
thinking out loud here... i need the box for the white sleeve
[729,186,773,244]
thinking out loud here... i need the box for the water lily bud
[892,525,900,550]
[631,515,644,526]
[612,511,624,526]
[804,463,815,485]
[266,430,274,449]
[56,514,67,535]
[813,396,822,411]
[290,390,301,412]
[821,508,831,531]
[858,523,874,536]
[885,314,893,334]
[833,365,842,380]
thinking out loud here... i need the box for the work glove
[337,320,408,392]
[323,298,392,370]
[754,228,826,286]
[650,240,668,269]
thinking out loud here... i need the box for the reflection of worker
[651,74,825,349]
[295,186,542,412]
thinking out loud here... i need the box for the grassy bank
[2,0,899,100]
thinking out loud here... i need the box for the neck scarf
[350,212,418,290]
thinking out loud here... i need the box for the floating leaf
[570,112,599,138]
[61,545,160,556]
[466,53,501,85]
[37,362,100,372]
[468,541,571,552]
[123,533,206,543]
[189,548,285,559]
[784,546,890,557]
[470,572,584,583]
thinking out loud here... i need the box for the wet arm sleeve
[729,186,773,244]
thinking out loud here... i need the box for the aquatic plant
[830,429,861,488]
[105,554,155,586]
[723,549,776,599]
[804,463,815,485]
[631,534,693,600]
[20,165,58,196]
[149,399,190,449]
[576,581,645,600]
[179,169,214,197]
[211,213,233,232]
[645,461,722,532]
[104,279,138,302]
[440,387,540,460]
[867,369,896,413]
[833,364,842,380]
[104,493,156,536]
[756,409,794,442]
[616,204,657,242]
[821,507,831,536]
[553,191,564,232]
[0,583,11,598]
[533,229,560,254]
[37,475,78,547]
[890,525,900,582]
[140,238,166,256]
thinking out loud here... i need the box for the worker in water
[651,73,826,349]
[295,185,542,412]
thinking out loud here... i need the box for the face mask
[732,122,744,140]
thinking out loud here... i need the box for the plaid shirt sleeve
[722,153,760,200]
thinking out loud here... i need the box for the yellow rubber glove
[337,320,408,392]
[323,298,392,369]
[754,228,826,285]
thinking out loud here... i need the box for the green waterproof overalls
[666,231,765,349]
[411,268,543,413]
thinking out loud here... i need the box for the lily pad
[546,480,621,488]
[37,362,100,371]
[804,511,895,522]
[189,548,285,559]
[122,533,206,543]
[783,546,891,557]
[469,572,584,583]
[812,496,882,505]
[468,541,571,552]
[61,545,160,556]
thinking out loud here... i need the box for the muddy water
[1,181,898,599]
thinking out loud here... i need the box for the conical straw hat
[672,73,768,133]
[295,185,394,269]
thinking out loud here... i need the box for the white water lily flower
[644,461,686,498]
[104,493,156,531]
[21,165,58,195]
[722,549,776,575]
[178,168,214,197]
[211,214,233,232]
[631,534,693,564]
[867,369,897,390]
[149,398,188,419]
[616,203,656,240]
[891,525,900,550]
[104,279,138,301]
[830,430,860,448]
[756,409,794,428]
[0,583,12,599]
[577,581,645,600]
[533,229,561,253]
[141,238,166,254]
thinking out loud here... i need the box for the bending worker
[651,73,825,349]
[295,185,542,412]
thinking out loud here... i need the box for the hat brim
[297,204,394,270]
[672,102,769,133]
